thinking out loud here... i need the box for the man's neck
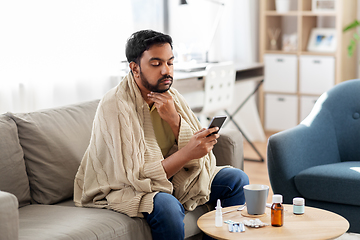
[141,91,153,106]
[133,75,153,106]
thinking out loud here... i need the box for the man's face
[137,43,174,93]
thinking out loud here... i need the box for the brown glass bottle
[271,194,284,227]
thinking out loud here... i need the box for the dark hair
[125,30,173,64]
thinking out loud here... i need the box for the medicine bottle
[293,197,305,215]
[215,199,223,227]
[271,194,284,227]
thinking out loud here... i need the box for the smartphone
[207,116,227,135]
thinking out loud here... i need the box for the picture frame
[307,28,336,53]
[312,0,336,12]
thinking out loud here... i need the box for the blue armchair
[267,79,360,233]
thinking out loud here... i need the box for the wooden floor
[243,131,275,203]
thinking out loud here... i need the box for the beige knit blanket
[74,72,220,217]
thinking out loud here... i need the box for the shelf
[300,51,336,56]
[265,50,298,55]
[299,93,322,97]
[265,51,335,56]
[265,11,298,16]
[263,91,297,95]
[301,11,337,16]
[263,91,322,97]
[265,10,337,17]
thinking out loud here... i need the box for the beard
[139,70,173,93]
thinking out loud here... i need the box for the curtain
[0,0,259,114]
[0,0,164,114]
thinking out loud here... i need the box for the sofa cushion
[0,115,31,207]
[212,128,244,170]
[56,199,207,239]
[7,100,99,204]
[183,204,208,238]
[19,201,207,240]
[19,205,152,240]
[295,161,360,206]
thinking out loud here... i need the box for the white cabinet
[264,54,297,93]
[259,0,357,132]
[300,96,318,122]
[299,56,335,95]
[265,93,298,131]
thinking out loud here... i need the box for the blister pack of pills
[224,220,245,233]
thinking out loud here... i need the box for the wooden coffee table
[197,204,349,240]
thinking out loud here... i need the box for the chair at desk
[193,62,235,127]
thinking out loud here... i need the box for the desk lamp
[180,0,225,63]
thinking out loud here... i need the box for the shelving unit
[259,0,357,131]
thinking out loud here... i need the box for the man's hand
[147,91,178,123]
[182,127,220,160]
[147,91,180,139]
[161,127,220,178]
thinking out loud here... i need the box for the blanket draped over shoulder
[74,72,222,217]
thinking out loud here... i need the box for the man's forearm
[161,127,219,179]
[161,147,192,179]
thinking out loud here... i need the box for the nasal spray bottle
[215,199,223,227]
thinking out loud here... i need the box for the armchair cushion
[295,161,360,206]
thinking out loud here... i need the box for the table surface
[174,62,263,80]
[197,204,349,240]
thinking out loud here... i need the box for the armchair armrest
[0,191,19,240]
[213,128,244,170]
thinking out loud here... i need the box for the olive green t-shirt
[149,105,176,157]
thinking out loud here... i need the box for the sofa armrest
[0,191,19,240]
[212,128,244,170]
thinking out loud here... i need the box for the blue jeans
[143,168,249,240]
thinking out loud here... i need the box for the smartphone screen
[207,116,227,135]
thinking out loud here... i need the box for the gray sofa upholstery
[0,99,244,240]
[267,79,360,233]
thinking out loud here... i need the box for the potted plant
[343,20,360,57]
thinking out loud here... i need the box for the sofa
[0,99,244,240]
[267,79,360,233]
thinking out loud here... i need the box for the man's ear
[129,62,140,78]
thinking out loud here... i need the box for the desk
[173,62,264,111]
[173,62,263,91]
[197,204,349,240]
[173,62,265,161]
